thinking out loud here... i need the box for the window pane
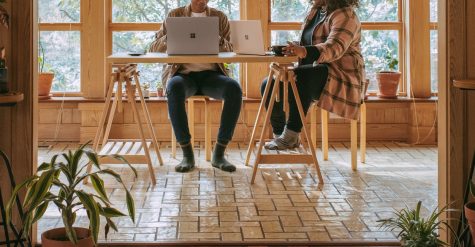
[39,0,80,23]
[112,31,239,90]
[431,30,438,92]
[112,0,239,23]
[357,0,399,22]
[430,0,438,22]
[271,30,301,46]
[39,31,81,92]
[271,0,398,22]
[361,30,399,91]
[271,0,311,22]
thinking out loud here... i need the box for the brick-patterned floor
[37,141,437,243]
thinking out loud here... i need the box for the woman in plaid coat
[262,0,365,150]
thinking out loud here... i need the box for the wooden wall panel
[0,0,35,232]
[39,100,438,145]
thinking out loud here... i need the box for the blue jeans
[167,70,242,145]
[261,64,328,134]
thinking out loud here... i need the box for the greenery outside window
[39,0,81,94]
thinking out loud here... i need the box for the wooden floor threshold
[93,241,401,247]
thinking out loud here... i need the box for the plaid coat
[305,7,365,120]
[148,4,233,88]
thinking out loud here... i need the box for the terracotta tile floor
[37,141,437,243]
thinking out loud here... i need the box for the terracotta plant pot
[41,227,94,247]
[465,202,475,242]
[377,71,401,99]
[38,72,54,99]
[157,88,164,97]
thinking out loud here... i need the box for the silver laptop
[230,20,266,55]
[166,17,219,55]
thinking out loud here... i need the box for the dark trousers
[167,70,242,145]
[260,64,328,134]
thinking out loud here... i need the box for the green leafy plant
[378,201,460,247]
[38,39,46,73]
[5,142,137,245]
[385,52,399,71]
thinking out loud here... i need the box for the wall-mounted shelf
[454,80,475,90]
[0,92,24,106]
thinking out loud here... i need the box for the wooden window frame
[39,0,434,99]
[38,4,84,97]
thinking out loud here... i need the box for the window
[270,0,403,94]
[39,0,81,93]
[110,0,240,91]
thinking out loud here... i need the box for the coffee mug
[271,45,286,56]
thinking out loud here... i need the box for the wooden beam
[405,0,431,98]
[82,0,106,98]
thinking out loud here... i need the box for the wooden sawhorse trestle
[85,64,163,185]
[245,63,324,184]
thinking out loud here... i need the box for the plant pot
[157,88,164,97]
[465,202,475,242]
[377,71,401,99]
[41,227,94,247]
[0,67,8,93]
[38,72,54,99]
[142,89,150,98]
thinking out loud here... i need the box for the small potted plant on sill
[0,47,8,93]
[461,153,475,244]
[378,201,460,247]
[5,142,137,247]
[142,82,150,99]
[0,0,9,94]
[156,81,164,97]
[377,49,401,99]
[38,40,54,100]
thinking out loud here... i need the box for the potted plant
[377,50,401,99]
[461,153,475,244]
[5,142,137,247]
[0,0,9,94]
[0,0,8,29]
[378,201,460,247]
[156,81,164,97]
[38,40,54,99]
[142,82,150,98]
[0,47,7,93]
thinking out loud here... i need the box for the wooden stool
[85,64,163,185]
[171,96,212,161]
[245,63,324,184]
[310,101,367,171]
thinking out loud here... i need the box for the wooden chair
[310,101,367,171]
[171,96,212,161]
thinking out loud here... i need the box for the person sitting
[261,0,365,150]
[149,0,242,173]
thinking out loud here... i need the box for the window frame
[38,1,84,96]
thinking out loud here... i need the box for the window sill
[39,96,438,103]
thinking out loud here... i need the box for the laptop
[230,20,267,55]
[166,17,220,55]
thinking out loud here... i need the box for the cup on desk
[271,45,286,56]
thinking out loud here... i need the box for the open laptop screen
[166,17,220,55]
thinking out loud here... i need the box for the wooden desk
[107,52,297,64]
[107,53,323,184]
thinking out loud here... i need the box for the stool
[245,63,323,184]
[310,101,367,171]
[171,96,212,161]
[85,64,163,185]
